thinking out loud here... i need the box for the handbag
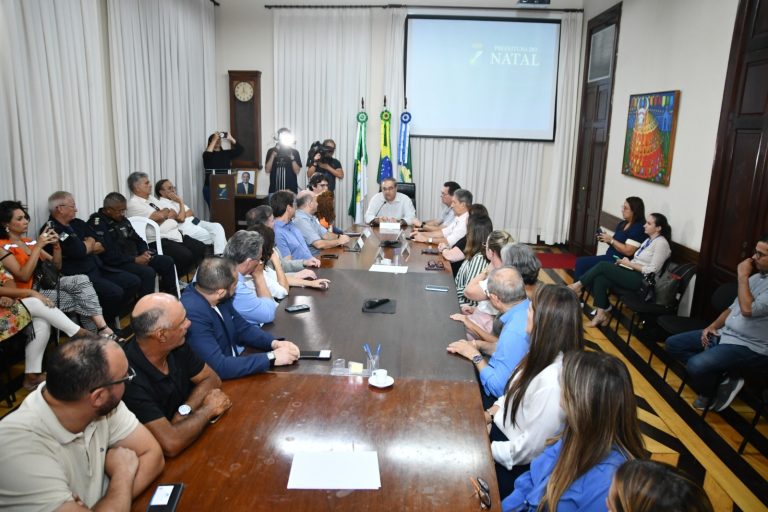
[638,272,656,303]
[34,260,60,289]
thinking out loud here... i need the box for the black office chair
[396,182,416,213]
[657,282,738,336]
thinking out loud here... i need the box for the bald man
[292,190,350,255]
[121,293,232,457]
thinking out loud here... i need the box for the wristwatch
[178,404,192,416]
[267,351,276,368]
[471,354,483,366]
[428,237,433,244]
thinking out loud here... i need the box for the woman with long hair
[574,197,647,280]
[0,201,120,338]
[486,285,584,497]
[607,460,713,512]
[570,213,672,327]
[315,190,336,231]
[503,350,647,511]
[455,215,493,305]
[451,230,514,341]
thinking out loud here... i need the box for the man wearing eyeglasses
[46,190,141,329]
[0,335,164,510]
[307,139,344,192]
[122,293,232,457]
[412,181,461,231]
[364,177,418,226]
[666,234,768,412]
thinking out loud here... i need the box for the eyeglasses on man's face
[90,366,136,393]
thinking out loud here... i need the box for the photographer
[265,127,302,194]
[203,131,243,205]
[306,139,344,192]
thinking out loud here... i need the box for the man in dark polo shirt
[121,293,232,457]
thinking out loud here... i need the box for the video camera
[307,140,334,165]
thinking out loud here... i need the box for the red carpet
[535,251,577,270]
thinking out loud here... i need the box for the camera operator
[265,127,302,194]
[202,131,243,206]
[306,139,344,192]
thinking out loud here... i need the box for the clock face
[234,81,254,102]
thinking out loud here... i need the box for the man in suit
[122,293,232,457]
[180,256,300,379]
[237,172,254,195]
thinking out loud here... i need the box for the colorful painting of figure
[621,91,680,186]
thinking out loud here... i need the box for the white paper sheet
[287,451,381,489]
[368,264,408,274]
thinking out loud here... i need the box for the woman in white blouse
[485,284,584,491]
[569,213,672,327]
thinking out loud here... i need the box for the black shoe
[711,378,745,412]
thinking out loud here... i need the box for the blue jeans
[665,329,768,396]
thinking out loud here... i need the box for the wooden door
[569,4,621,256]
[698,0,768,313]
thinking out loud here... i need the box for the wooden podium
[210,172,268,238]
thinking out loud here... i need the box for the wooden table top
[317,227,449,273]
[131,373,501,511]
[264,268,473,381]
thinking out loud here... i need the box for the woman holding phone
[569,213,672,327]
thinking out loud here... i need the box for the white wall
[214,0,582,220]
[586,0,738,251]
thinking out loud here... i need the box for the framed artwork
[621,90,680,186]
[236,170,256,196]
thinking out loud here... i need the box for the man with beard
[0,335,164,511]
[180,256,300,379]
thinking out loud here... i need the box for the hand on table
[446,339,481,361]
[271,340,300,365]
[202,389,232,419]
[303,257,321,268]
[293,269,317,280]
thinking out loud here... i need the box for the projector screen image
[405,17,560,141]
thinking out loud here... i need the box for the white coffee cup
[372,369,388,385]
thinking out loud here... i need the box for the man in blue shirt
[180,256,299,379]
[447,267,530,403]
[293,190,350,255]
[270,190,313,261]
[222,230,278,326]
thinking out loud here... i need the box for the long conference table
[132,228,501,511]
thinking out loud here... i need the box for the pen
[363,344,373,359]
[376,344,381,357]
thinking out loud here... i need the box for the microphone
[369,200,387,226]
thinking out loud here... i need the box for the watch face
[234,81,254,102]
[178,404,192,416]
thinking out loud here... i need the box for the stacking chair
[128,216,182,298]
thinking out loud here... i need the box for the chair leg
[738,408,763,454]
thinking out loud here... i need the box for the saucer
[368,375,394,388]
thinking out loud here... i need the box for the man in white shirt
[125,171,207,275]
[154,178,227,254]
[0,335,164,511]
[413,181,460,230]
[412,188,472,247]
[364,177,418,225]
